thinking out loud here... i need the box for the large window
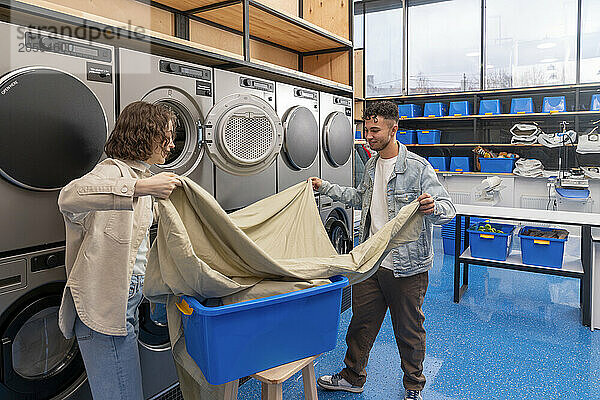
[581,0,600,83]
[408,0,480,94]
[365,1,403,97]
[354,5,364,49]
[485,0,578,89]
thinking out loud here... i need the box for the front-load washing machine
[0,21,114,254]
[319,92,354,255]
[275,82,320,192]
[119,48,214,194]
[207,69,283,211]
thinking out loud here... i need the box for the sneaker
[317,373,364,393]
[404,389,423,400]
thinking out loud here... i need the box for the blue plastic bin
[478,99,502,115]
[428,156,449,171]
[518,227,568,269]
[398,104,423,118]
[543,96,566,113]
[355,130,362,140]
[450,157,472,172]
[396,130,417,144]
[449,101,472,116]
[179,275,348,385]
[467,222,516,261]
[591,94,600,111]
[510,98,534,114]
[424,102,448,117]
[479,157,516,173]
[417,129,441,144]
[441,217,483,255]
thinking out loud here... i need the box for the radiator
[449,191,471,204]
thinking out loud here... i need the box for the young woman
[57,101,181,399]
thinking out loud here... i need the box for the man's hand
[310,177,322,191]
[418,193,435,215]
[135,172,182,199]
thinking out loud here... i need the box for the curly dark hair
[363,101,399,125]
[105,101,176,161]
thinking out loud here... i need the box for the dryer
[319,92,354,255]
[0,22,113,399]
[207,69,283,211]
[119,48,214,193]
[275,82,320,192]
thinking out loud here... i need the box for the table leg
[302,362,318,400]
[454,215,462,303]
[265,383,283,400]
[261,382,268,400]
[223,379,239,400]
[581,225,592,327]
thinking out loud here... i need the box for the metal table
[453,205,600,327]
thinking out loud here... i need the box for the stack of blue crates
[543,96,566,113]
[442,217,483,255]
[424,102,448,117]
[398,104,423,118]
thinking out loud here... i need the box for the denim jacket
[318,142,456,277]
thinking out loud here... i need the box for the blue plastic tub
[467,222,516,261]
[424,102,448,117]
[398,104,423,118]
[417,129,441,144]
[397,130,417,144]
[443,237,464,256]
[543,96,566,113]
[450,157,472,172]
[510,98,534,114]
[428,156,449,171]
[355,130,362,140]
[479,157,516,173]
[518,227,568,269]
[449,101,472,116]
[478,99,502,115]
[591,94,600,111]
[179,275,349,385]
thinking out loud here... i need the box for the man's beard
[370,136,391,152]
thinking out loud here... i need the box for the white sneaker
[317,373,364,393]
[404,389,423,400]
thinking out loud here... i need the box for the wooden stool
[223,355,319,400]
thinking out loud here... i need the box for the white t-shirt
[369,155,398,270]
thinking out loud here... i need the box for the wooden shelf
[438,171,515,176]
[156,0,351,53]
[398,110,600,122]
[405,143,575,147]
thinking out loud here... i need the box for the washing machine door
[322,111,353,168]
[0,290,86,399]
[325,216,352,255]
[0,67,107,190]
[281,106,319,170]
[204,93,283,175]
[143,87,206,177]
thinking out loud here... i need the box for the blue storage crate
[178,275,348,385]
[478,99,502,115]
[417,129,441,144]
[355,130,362,140]
[397,130,417,144]
[450,157,472,172]
[479,157,516,173]
[424,102,448,117]
[428,156,449,171]
[449,101,472,116]
[510,98,534,114]
[591,94,600,111]
[518,227,568,269]
[467,222,516,261]
[398,104,423,118]
[543,96,566,113]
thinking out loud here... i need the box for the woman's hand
[134,172,182,199]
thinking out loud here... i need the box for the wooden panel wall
[260,0,298,16]
[190,19,242,55]
[250,41,298,70]
[47,0,173,35]
[354,49,364,98]
[303,0,349,40]
[303,51,349,86]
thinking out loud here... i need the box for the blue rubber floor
[237,234,600,399]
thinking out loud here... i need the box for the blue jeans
[75,274,145,400]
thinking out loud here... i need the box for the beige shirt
[57,158,153,338]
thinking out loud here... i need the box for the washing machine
[0,22,113,399]
[319,92,354,255]
[118,48,214,194]
[275,82,320,193]
[207,69,283,211]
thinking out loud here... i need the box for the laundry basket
[178,275,349,385]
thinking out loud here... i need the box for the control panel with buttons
[31,250,65,272]
[24,32,112,63]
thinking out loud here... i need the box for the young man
[311,101,455,400]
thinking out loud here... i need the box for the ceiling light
[537,42,556,49]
